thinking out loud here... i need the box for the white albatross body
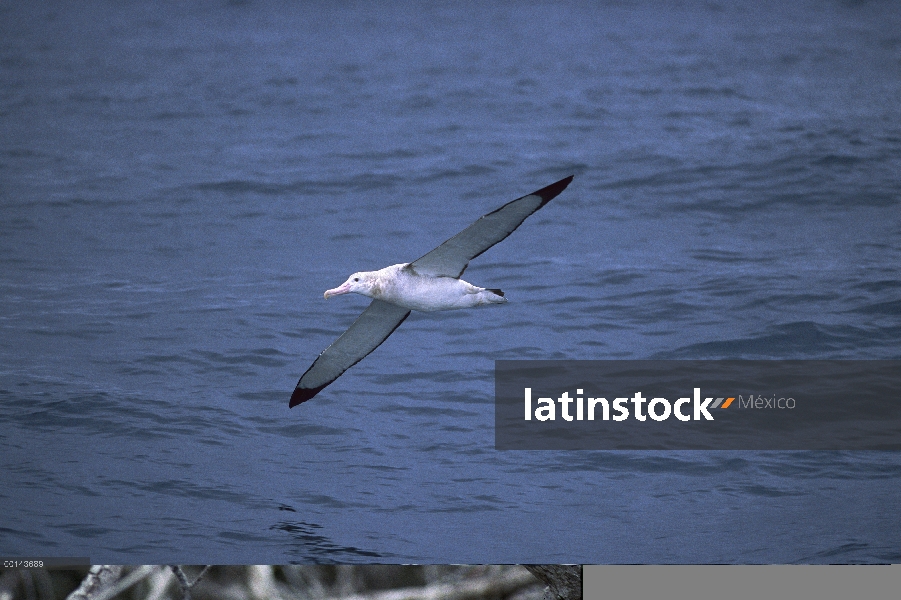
[324,263,507,312]
[290,175,574,407]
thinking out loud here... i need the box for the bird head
[324,272,377,299]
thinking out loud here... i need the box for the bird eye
[353,277,359,282]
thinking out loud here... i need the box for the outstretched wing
[290,299,411,407]
[410,175,574,278]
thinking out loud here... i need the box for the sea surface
[1,0,900,563]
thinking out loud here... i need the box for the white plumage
[323,263,507,312]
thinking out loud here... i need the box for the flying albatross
[289,175,574,407]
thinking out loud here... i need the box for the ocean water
[1,0,900,563]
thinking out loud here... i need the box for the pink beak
[324,283,352,299]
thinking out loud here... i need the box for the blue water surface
[1,0,900,563]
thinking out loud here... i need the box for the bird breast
[368,266,490,312]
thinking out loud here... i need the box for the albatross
[290,175,574,407]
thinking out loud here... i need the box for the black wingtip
[289,384,327,407]
[534,175,574,203]
[487,288,505,297]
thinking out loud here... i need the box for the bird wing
[290,299,411,407]
[409,175,574,278]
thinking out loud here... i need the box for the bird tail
[486,288,504,297]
